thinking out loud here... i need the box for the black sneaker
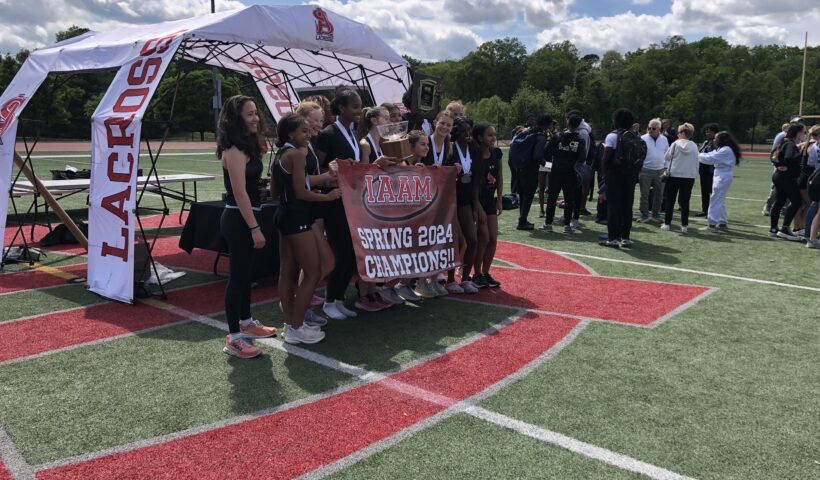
[472,274,490,288]
[579,208,593,216]
[484,273,501,288]
[516,222,535,231]
[695,211,707,217]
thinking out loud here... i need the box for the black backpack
[808,168,820,202]
[508,128,545,171]
[613,129,647,171]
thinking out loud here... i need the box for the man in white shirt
[638,118,669,222]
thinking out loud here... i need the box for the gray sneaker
[806,239,820,249]
[539,224,553,233]
[283,325,325,344]
[395,284,421,301]
[304,309,327,327]
[563,225,575,234]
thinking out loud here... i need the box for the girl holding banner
[218,96,278,359]
[472,122,503,289]
[316,88,365,320]
[355,106,402,310]
[273,113,342,344]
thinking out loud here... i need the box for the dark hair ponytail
[330,87,361,116]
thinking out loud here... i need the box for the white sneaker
[460,280,479,293]
[660,223,670,231]
[414,281,438,298]
[680,226,688,234]
[436,272,446,282]
[432,281,448,296]
[283,325,325,344]
[334,300,358,317]
[806,239,820,249]
[395,284,421,301]
[322,302,347,320]
[378,287,405,305]
[445,281,464,293]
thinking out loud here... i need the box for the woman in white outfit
[697,131,742,232]
[661,123,700,233]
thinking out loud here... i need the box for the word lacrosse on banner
[337,162,462,282]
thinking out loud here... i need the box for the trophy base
[382,138,412,161]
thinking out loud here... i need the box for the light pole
[211,0,221,138]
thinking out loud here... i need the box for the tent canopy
[0,4,410,303]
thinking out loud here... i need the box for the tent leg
[13,151,88,250]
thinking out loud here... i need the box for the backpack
[39,222,89,247]
[808,168,820,202]
[613,129,647,171]
[508,128,544,171]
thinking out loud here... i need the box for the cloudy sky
[0,0,817,61]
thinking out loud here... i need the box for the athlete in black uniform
[273,114,341,344]
[448,116,479,294]
[315,88,364,320]
[218,96,278,359]
[472,122,503,289]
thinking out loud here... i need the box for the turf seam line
[491,263,713,289]
[648,287,719,329]
[465,407,696,480]
[549,250,820,292]
[442,296,656,329]
[0,428,35,480]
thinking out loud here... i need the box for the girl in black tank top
[472,122,503,290]
[218,95,277,359]
[447,116,480,294]
[275,114,341,344]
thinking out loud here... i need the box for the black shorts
[275,204,314,236]
[479,195,497,216]
[311,200,329,221]
[456,182,473,208]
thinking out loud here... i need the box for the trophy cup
[377,121,411,161]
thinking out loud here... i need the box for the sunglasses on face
[648,127,659,130]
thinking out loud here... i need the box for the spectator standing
[698,131,742,232]
[768,123,806,240]
[660,123,699,233]
[638,118,669,222]
[516,115,552,230]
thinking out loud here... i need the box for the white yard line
[0,427,35,480]
[549,250,820,293]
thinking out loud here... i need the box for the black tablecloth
[179,200,279,278]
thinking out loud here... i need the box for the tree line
[1,27,818,143]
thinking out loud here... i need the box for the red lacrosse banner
[337,161,462,282]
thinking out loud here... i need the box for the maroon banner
[337,162,462,282]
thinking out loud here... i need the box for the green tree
[55,26,90,42]
[465,95,511,137]
[524,41,579,98]
[452,38,527,102]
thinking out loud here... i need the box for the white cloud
[535,0,820,55]
[631,0,652,4]
[0,0,244,55]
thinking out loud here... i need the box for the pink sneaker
[223,336,262,359]
[239,319,277,338]
[354,295,383,312]
[310,295,324,308]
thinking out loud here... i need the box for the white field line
[466,407,695,480]
[33,309,529,471]
[549,250,820,293]
[0,427,35,480]
[26,152,215,159]
[299,320,696,480]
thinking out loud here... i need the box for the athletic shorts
[479,195,497,216]
[275,204,314,236]
[798,168,815,190]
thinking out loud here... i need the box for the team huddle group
[215,87,820,359]
[217,88,507,359]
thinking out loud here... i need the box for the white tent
[0,4,410,303]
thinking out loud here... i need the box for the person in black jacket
[539,114,586,234]
[769,123,806,240]
[517,115,553,230]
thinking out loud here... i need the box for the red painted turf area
[0,264,86,294]
[38,312,578,480]
[472,266,708,325]
[151,236,229,274]
[0,459,12,480]
[494,241,592,275]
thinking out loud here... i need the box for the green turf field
[1,148,817,479]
